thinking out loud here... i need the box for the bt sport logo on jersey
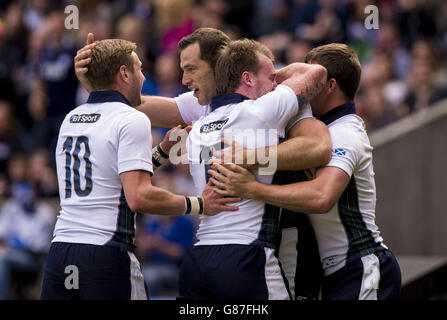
[70,113,101,123]
[200,119,229,133]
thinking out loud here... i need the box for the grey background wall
[370,99,447,256]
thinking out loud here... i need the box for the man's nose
[182,73,190,86]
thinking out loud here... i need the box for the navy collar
[318,102,357,125]
[210,93,250,112]
[87,90,132,107]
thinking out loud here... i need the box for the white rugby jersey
[174,91,212,124]
[308,102,384,276]
[186,85,307,246]
[175,89,313,126]
[53,91,153,252]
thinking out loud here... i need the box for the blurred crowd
[0,0,447,298]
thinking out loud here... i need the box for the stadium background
[0,0,446,300]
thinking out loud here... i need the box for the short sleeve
[247,84,300,137]
[285,102,314,134]
[324,125,359,177]
[117,111,153,175]
[174,91,203,124]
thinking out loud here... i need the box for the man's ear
[327,78,337,94]
[118,65,129,83]
[241,71,253,87]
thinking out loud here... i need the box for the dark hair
[178,28,230,72]
[215,38,274,94]
[305,43,361,100]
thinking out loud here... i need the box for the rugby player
[209,43,402,300]
[40,39,239,300]
[179,39,327,300]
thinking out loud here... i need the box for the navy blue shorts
[40,242,148,300]
[322,248,401,300]
[178,244,291,300]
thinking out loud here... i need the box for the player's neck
[95,85,131,103]
[319,92,350,116]
[233,83,257,100]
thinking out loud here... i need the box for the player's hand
[212,137,256,169]
[207,162,257,198]
[74,32,96,93]
[201,181,241,216]
[160,125,192,155]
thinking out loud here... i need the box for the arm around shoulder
[278,63,327,105]
[250,165,350,213]
[269,117,331,171]
[137,96,187,128]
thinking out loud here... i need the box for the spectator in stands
[357,85,397,131]
[28,11,78,150]
[374,21,410,80]
[0,101,26,178]
[0,181,56,299]
[403,58,447,113]
[0,2,28,107]
[153,52,187,98]
[136,214,196,298]
[294,0,348,46]
[154,0,195,53]
[359,51,408,125]
[395,0,438,50]
[286,38,312,64]
[27,149,58,198]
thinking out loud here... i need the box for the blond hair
[85,39,137,90]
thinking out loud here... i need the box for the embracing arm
[265,118,331,170]
[213,63,330,170]
[214,118,331,171]
[209,163,349,214]
[247,166,349,213]
[136,96,187,128]
[277,62,327,105]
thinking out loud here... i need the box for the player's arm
[208,163,349,214]
[216,118,331,171]
[121,170,241,216]
[265,118,331,170]
[260,62,331,170]
[277,62,327,104]
[152,125,191,171]
[74,33,96,93]
[137,96,187,128]
[214,63,330,170]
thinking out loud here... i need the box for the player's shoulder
[329,114,370,149]
[329,114,366,134]
[116,106,151,130]
[174,90,199,108]
[252,84,296,103]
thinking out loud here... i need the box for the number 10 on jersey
[63,136,93,198]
